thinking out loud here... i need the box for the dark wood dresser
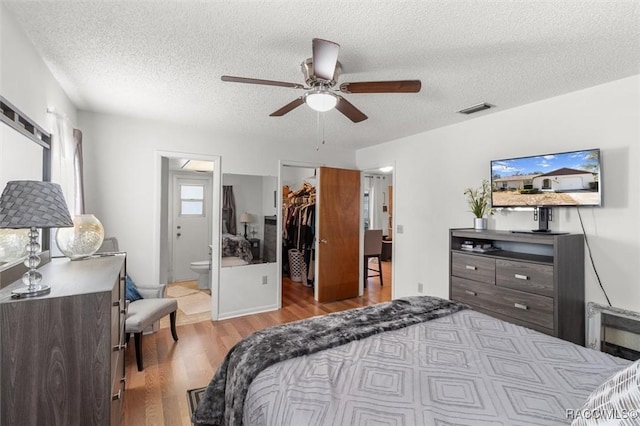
[0,255,127,425]
[449,228,585,345]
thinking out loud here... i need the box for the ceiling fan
[221,38,422,123]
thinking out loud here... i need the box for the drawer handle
[112,301,120,307]
[465,290,477,296]
[465,265,477,270]
[120,377,126,384]
[113,343,127,352]
[112,390,122,401]
[514,274,529,280]
[120,308,127,314]
[514,303,528,310]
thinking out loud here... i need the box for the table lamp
[0,180,73,297]
[240,212,253,239]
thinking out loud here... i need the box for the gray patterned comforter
[192,296,467,425]
[243,309,629,426]
[221,233,253,263]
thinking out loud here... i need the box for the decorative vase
[0,229,30,265]
[474,217,487,230]
[56,214,105,260]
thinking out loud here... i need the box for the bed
[221,233,253,265]
[192,296,637,426]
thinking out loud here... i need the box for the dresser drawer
[496,259,554,297]
[452,276,554,329]
[451,252,495,284]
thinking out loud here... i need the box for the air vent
[457,102,493,115]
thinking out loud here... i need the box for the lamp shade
[0,181,73,229]
[240,212,252,223]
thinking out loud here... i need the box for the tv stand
[531,229,551,233]
[449,228,585,345]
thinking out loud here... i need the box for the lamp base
[11,284,51,298]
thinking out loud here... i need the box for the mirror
[0,124,46,271]
[221,173,277,267]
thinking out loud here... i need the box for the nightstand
[248,238,260,260]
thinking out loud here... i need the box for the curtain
[369,176,389,235]
[49,112,85,216]
[72,129,85,214]
[222,185,237,235]
[49,111,77,214]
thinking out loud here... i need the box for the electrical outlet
[418,282,423,293]
[397,224,404,234]
[262,275,268,285]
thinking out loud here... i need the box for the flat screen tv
[491,148,602,208]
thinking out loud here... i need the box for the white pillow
[571,359,640,425]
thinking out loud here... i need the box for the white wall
[78,111,355,313]
[357,75,640,312]
[0,6,77,129]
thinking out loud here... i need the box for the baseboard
[218,303,278,320]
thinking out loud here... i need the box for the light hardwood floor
[122,260,391,425]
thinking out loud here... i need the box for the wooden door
[317,166,360,302]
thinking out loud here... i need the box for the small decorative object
[56,214,105,260]
[464,179,493,230]
[240,212,253,239]
[0,228,30,265]
[0,180,73,297]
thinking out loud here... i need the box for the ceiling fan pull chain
[316,111,320,151]
[322,112,326,146]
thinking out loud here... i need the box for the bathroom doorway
[157,151,221,322]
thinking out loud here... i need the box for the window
[180,184,204,215]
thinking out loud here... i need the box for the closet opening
[281,166,317,305]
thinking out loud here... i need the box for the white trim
[217,303,279,321]
[155,150,222,321]
[359,160,396,300]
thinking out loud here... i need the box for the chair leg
[125,333,130,344]
[377,255,383,286]
[134,332,143,371]
[170,310,179,342]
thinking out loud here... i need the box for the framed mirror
[221,173,277,267]
[0,100,51,280]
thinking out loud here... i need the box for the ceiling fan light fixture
[304,90,338,112]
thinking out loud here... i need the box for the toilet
[190,260,210,289]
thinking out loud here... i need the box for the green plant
[464,179,494,218]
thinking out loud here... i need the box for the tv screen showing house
[491,149,602,207]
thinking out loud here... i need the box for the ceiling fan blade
[335,96,368,123]
[221,75,304,89]
[269,97,305,116]
[312,38,340,81]
[339,80,422,94]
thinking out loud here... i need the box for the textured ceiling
[3,1,639,150]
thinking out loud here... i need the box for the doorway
[157,152,221,323]
[362,166,394,302]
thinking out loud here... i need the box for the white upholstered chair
[97,238,178,371]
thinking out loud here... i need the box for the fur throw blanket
[192,296,468,426]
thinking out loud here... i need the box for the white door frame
[359,161,396,301]
[154,150,222,320]
[277,160,324,310]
